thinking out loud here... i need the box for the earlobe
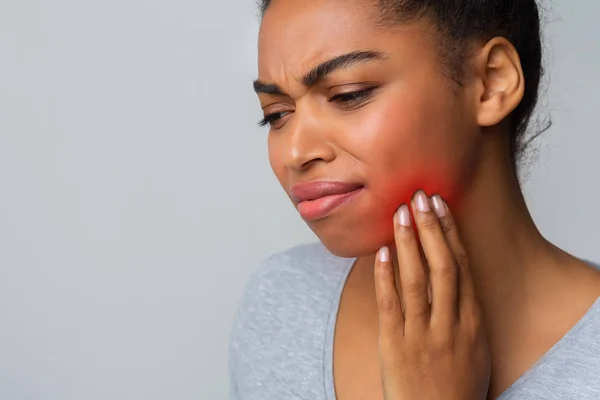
[475,37,525,128]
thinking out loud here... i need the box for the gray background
[0,0,598,399]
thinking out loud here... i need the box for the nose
[280,112,336,172]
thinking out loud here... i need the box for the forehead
[257,0,388,78]
[256,0,437,86]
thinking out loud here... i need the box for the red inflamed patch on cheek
[383,170,459,209]
[373,165,464,242]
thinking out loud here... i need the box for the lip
[290,181,364,221]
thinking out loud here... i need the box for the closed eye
[257,87,378,128]
[258,111,290,127]
[329,87,377,105]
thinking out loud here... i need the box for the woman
[229,0,600,399]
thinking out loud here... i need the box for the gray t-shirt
[228,242,600,399]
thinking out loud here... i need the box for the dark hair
[258,0,548,170]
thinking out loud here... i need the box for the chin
[308,218,395,258]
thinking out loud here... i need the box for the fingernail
[432,195,446,218]
[415,190,430,212]
[396,204,411,226]
[379,246,389,263]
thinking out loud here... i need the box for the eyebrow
[252,50,387,95]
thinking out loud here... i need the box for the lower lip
[297,187,364,221]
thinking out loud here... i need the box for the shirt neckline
[322,257,600,400]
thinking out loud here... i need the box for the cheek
[267,135,286,186]
[349,90,470,225]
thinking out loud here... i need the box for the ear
[473,37,525,127]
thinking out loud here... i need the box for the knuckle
[397,227,415,245]
[454,253,470,271]
[378,295,402,314]
[416,212,438,232]
[432,260,457,278]
[411,306,430,318]
[404,278,427,298]
[377,263,395,283]
[439,215,455,234]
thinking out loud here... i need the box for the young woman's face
[256,0,483,257]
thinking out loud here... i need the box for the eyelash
[329,87,376,104]
[258,87,377,128]
[258,112,286,127]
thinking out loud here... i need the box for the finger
[394,203,430,327]
[411,190,458,327]
[374,246,405,338]
[431,195,478,315]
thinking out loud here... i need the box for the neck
[450,132,560,321]
[352,132,583,328]
[347,131,598,398]
[356,133,566,326]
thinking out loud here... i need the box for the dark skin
[255,0,600,398]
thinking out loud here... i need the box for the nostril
[300,158,324,170]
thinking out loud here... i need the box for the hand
[374,190,490,400]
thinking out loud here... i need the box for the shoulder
[228,240,352,347]
[227,242,354,397]
[232,241,353,324]
[228,241,349,345]
[241,241,350,301]
[500,291,600,400]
